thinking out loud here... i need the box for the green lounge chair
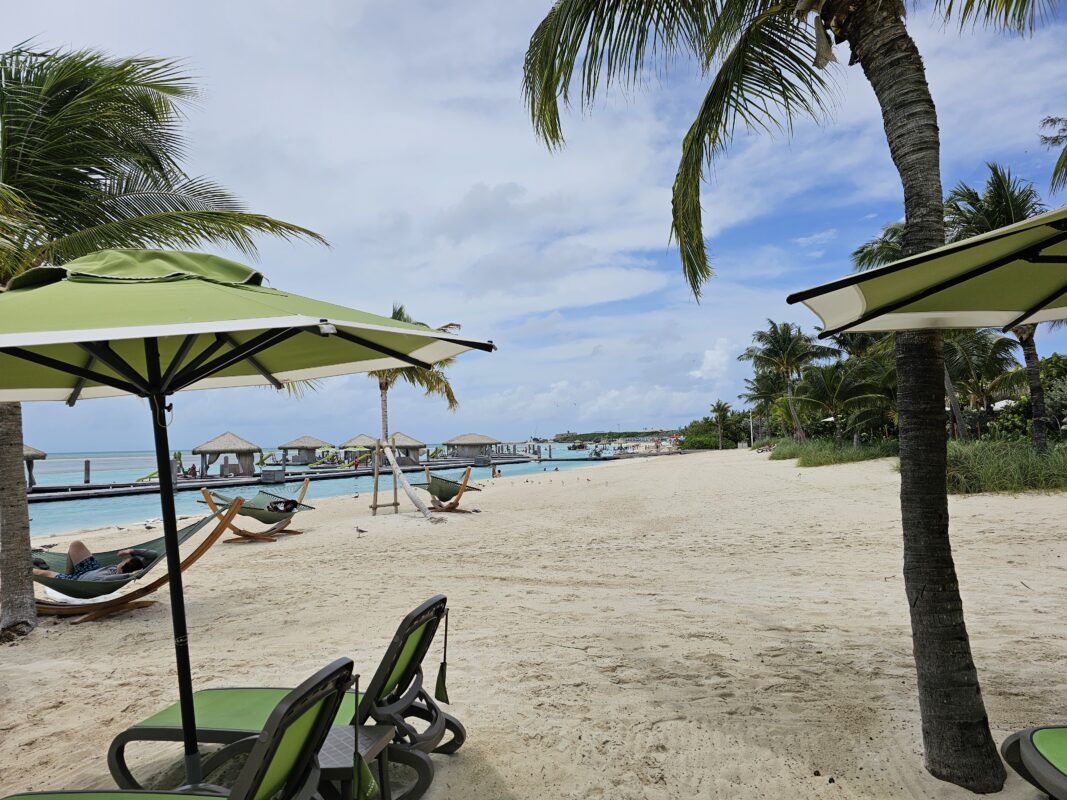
[4,657,353,800]
[108,596,465,800]
[202,479,313,543]
[32,502,242,623]
[1002,726,1067,799]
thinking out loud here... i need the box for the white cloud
[689,338,734,380]
[793,229,838,248]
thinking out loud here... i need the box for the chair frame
[34,500,243,624]
[202,478,310,543]
[428,468,473,513]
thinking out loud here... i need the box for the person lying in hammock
[32,540,157,581]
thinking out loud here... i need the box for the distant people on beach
[32,541,157,581]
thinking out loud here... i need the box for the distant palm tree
[740,369,786,439]
[710,399,731,449]
[945,163,1053,450]
[0,46,325,640]
[796,360,882,446]
[369,304,460,445]
[1040,116,1067,194]
[851,221,969,440]
[738,320,836,441]
[943,330,1024,427]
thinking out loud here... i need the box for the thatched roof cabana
[340,434,378,449]
[445,432,499,458]
[23,444,46,488]
[191,432,260,477]
[386,431,425,465]
[278,435,334,465]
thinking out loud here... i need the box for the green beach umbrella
[0,249,494,782]
[787,206,1067,337]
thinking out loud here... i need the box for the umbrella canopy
[787,206,1067,337]
[0,249,494,783]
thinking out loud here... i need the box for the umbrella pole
[149,392,202,785]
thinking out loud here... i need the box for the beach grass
[946,441,1067,494]
[768,438,899,466]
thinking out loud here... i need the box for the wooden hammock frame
[427,467,474,513]
[35,499,243,624]
[201,478,311,543]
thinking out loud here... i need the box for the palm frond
[672,5,833,294]
[936,0,1056,33]
[1040,117,1067,194]
[523,0,711,147]
[851,222,904,271]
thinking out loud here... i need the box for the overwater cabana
[387,431,425,465]
[278,435,334,465]
[445,432,500,458]
[340,433,378,462]
[191,432,261,478]
[23,444,46,488]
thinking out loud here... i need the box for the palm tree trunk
[0,401,37,638]
[846,3,1004,791]
[379,380,390,442]
[718,424,723,450]
[944,368,968,441]
[785,380,807,441]
[1014,325,1047,452]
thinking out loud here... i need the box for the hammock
[208,488,313,526]
[31,514,217,601]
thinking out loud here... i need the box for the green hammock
[31,515,216,600]
[411,473,481,503]
[208,489,313,525]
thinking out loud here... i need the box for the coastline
[3,450,1062,798]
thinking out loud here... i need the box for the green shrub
[769,438,897,466]
[946,441,1067,493]
[680,433,736,450]
[751,437,778,450]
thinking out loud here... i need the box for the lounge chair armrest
[199,735,260,778]
[175,783,231,797]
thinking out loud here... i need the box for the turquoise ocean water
[27,447,608,537]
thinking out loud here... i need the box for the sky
[9,1,1067,451]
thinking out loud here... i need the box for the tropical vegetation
[0,46,325,641]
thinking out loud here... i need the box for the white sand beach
[2,450,1065,799]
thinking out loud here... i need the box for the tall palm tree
[710,399,731,448]
[523,0,1044,787]
[795,360,882,446]
[852,222,969,440]
[738,320,835,441]
[0,46,325,641]
[1039,116,1067,194]
[945,163,1053,450]
[739,369,786,439]
[369,304,460,445]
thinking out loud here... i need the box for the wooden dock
[26,454,536,504]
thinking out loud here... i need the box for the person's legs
[65,540,92,573]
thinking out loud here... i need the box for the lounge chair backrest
[229,657,353,800]
[356,595,446,723]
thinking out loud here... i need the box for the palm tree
[710,399,731,448]
[0,47,325,641]
[945,163,1053,450]
[943,329,1024,434]
[739,369,786,439]
[738,320,835,441]
[523,0,1044,787]
[852,222,969,440]
[795,360,882,446]
[1040,116,1067,194]
[369,304,460,445]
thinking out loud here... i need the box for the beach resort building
[445,432,500,459]
[278,435,334,465]
[340,433,378,462]
[23,444,45,488]
[387,431,426,465]
[192,432,261,478]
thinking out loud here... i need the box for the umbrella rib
[160,334,200,394]
[818,232,1067,338]
[788,224,1067,305]
[169,327,303,392]
[1001,278,1067,332]
[219,332,283,390]
[0,346,143,396]
[66,354,96,407]
[79,342,151,394]
[330,328,433,369]
[164,335,227,393]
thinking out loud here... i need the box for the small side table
[318,724,395,800]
